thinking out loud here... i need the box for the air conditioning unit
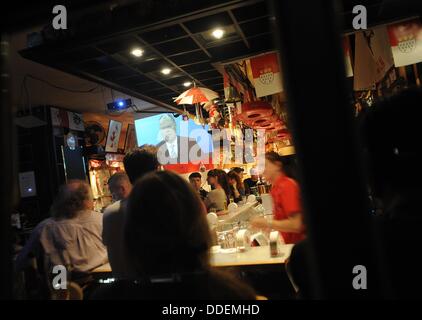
[15,111,47,128]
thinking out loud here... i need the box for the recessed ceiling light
[211,28,225,39]
[131,48,144,57]
[183,81,192,87]
[161,68,171,75]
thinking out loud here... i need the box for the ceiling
[18,0,275,114]
[14,0,421,115]
[10,27,166,115]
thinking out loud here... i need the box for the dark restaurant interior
[1,0,422,302]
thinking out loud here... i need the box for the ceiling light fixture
[211,28,225,39]
[161,68,171,75]
[131,48,144,57]
[183,81,192,87]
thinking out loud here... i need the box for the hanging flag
[343,36,354,77]
[250,52,283,98]
[371,26,394,82]
[67,111,85,131]
[50,107,69,128]
[354,31,377,90]
[353,26,394,90]
[223,70,230,101]
[388,19,422,67]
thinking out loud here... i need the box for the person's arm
[251,178,303,233]
[250,213,303,233]
[14,221,46,272]
[204,191,213,211]
[232,186,241,200]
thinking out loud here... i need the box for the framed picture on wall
[124,123,137,154]
[105,120,122,153]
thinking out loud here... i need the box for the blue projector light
[107,98,132,111]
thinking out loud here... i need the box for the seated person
[15,180,108,277]
[188,172,208,201]
[103,145,159,279]
[227,170,244,203]
[91,171,256,300]
[243,168,259,195]
[204,169,231,213]
[107,172,132,203]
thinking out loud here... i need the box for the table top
[210,244,293,267]
[92,244,294,273]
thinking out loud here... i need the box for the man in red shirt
[250,152,305,244]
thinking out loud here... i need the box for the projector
[107,99,133,112]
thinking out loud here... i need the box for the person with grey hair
[156,114,205,165]
[15,180,108,276]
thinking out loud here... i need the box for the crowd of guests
[13,87,422,299]
[14,141,304,299]
[14,145,261,299]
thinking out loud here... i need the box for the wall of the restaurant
[16,105,88,226]
[83,111,134,151]
[16,106,60,225]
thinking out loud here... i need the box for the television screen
[134,114,213,166]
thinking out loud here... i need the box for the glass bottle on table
[229,195,234,205]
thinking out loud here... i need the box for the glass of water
[216,223,236,252]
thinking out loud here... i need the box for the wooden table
[92,245,294,274]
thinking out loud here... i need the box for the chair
[50,281,84,300]
[285,257,299,294]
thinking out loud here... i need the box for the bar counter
[92,244,293,273]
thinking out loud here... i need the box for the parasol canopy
[174,87,219,105]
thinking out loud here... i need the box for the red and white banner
[388,19,422,67]
[50,107,84,131]
[250,52,283,98]
[354,26,394,90]
[343,36,354,77]
[51,107,69,128]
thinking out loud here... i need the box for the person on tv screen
[156,114,206,165]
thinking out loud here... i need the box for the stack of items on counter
[88,154,125,211]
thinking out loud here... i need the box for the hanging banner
[343,36,354,77]
[354,31,377,90]
[105,120,122,153]
[250,52,283,98]
[50,107,85,131]
[67,111,85,131]
[354,26,394,90]
[388,19,422,67]
[50,107,69,128]
[371,26,395,82]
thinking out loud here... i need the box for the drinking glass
[216,223,236,252]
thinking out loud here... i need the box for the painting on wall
[105,120,122,153]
